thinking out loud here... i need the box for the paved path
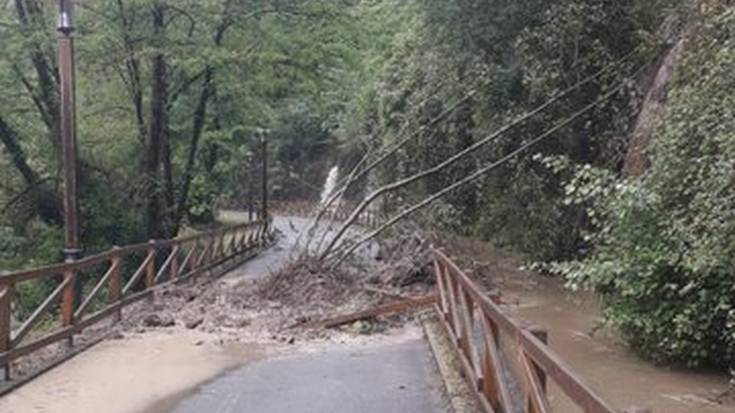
[162,337,448,413]
[222,213,378,281]
[0,213,451,413]
[159,213,450,413]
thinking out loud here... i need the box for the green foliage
[550,3,735,369]
[337,0,665,259]
[1,221,63,319]
[188,174,217,224]
[1,0,358,321]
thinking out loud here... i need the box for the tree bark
[0,116,40,186]
[176,67,214,224]
[116,0,147,144]
[0,116,62,224]
[145,2,167,239]
[14,0,61,153]
[174,16,231,224]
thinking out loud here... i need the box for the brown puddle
[502,274,731,413]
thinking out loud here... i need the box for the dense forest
[1,0,734,372]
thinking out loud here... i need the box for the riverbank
[446,237,733,413]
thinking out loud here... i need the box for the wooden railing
[0,218,272,380]
[432,249,621,413]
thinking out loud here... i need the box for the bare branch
[329,70,641,267]
[319,49,640,259]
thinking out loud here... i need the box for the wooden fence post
[0,280,12,380]
[146,241,157,291]
[190,243,199,273]
[108,248,122,321]
[61,266,75,346]
[170,246,180,281]
[530,327,548,393]
[239,229,246,251]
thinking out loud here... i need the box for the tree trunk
[174,13,231,225]
[451,96,477,226]
[14,0,61,153]
[176,67,214,224]
[145,3,166,239]
[116,0,147,143]
[0,116,62,224]
[0,116,40,186]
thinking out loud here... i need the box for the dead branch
[290,294,436,330]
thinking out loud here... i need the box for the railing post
[170,246,180,281]
[247,151,254,222]
[109,248,122,321]
[146,240,157,290]
[529,327,548,393]
[523,326,549,413]
[435,261,449,319]
[190,243,200,273]
[61,266,76,346]
[260,130,268,225]
[207,236,215,266]
[242,229,249,249]
[0,279,12,381]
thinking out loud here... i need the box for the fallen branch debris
[290,294,436,330]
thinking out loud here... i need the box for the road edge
[422,315,482,413]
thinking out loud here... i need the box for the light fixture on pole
[58,0,80,261]
[57,0,81,337]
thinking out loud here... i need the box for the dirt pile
[119,220,438,342]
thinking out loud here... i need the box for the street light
[246,151,254,221]
[57,0,80,262]
[58,0,73,31]
[57,0,81,338]
[257,129,269,223]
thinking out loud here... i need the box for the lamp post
[259,130,268,223]
[58,0,81,335]
[58,0,80,263]
[246,151,254,222]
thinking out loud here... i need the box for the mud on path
[0,214,437,413]
[0,330,266,413]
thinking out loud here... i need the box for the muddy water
[500,274,731,413]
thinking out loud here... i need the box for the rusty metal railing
[432,249,620,413]
[0,218,272,380]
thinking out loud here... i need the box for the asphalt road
[161,214,450,413]
[221,213,379,281]
[163,338,449,413]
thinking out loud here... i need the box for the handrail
[432,248,621,413]
[0,217,274,380]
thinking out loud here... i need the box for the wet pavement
[162,338,449,413]
[222,213,378,282]
[156,213,448,413]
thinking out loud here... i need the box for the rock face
[624,16,689,178]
